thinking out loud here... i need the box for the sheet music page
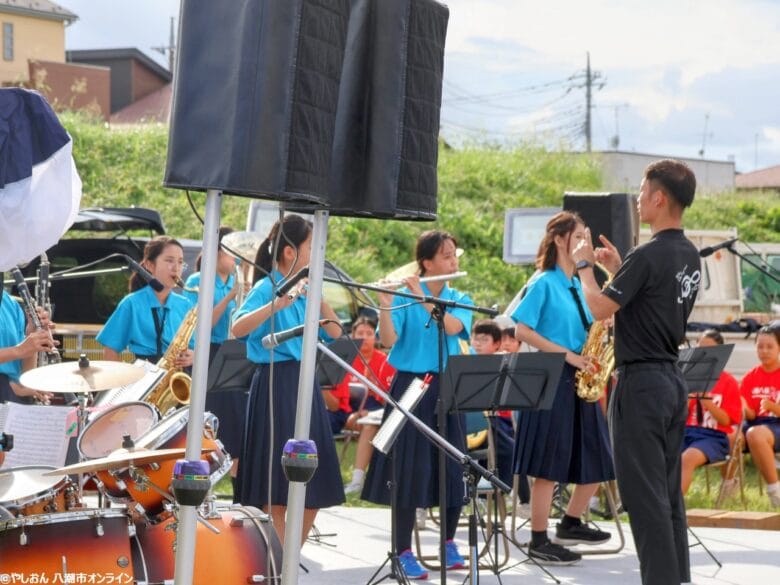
[0,402,72,468]
[372,377,427,455]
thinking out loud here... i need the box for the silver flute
[367,271,467,289]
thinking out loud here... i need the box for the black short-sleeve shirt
[603,229,701,366]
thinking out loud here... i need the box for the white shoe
[769,491,780,508]
[416,508,427,530]
[344,479,363,495]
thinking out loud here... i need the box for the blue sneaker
[398,550,428,580]
[444,540,465,570]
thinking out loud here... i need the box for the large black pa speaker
[164,0,351,205]
[562,192,639,259]
[164,0,448,221]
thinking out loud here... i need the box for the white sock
[351,469,365,484]
[767,482,780,495]
[589,496,600,507]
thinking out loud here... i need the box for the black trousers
[609,362,691,585]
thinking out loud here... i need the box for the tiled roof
[0,0,77,22]
[735,164,780,189]
[110,83,172,125]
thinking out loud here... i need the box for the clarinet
[36,254,60,364]
[9,266,60,366]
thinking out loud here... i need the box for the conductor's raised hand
[594,234,622,274]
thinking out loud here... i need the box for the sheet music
[372,377,427,455]
[93,360,166,407]
[0,402,72,468]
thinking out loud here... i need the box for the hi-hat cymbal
[43,447,214,476]
[19,359,146,393]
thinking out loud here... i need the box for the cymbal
[384,248,464,283]
[19,359,146,393]
[221,230,263,259]
[43,447,214,476]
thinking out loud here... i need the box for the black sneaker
[528,540,581,565]
[553,522,611,546]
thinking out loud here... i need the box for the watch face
[576,260,591,270]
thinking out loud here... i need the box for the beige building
[0,0,75,83]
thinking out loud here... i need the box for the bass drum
[132,504,282,584]
[0,509,134,580]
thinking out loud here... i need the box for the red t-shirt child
[740,365,780,419]
[331,350,396,412]
[686,370,742,433]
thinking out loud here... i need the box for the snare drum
[0,508,134,580]
[123,408,231,520]
[0,466,80,516]
[78,401,159,503]
[132,504,281,584]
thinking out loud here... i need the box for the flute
[368,271,467,289]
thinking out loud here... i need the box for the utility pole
[698,113,710,158]
[152,16,176,73]
[580,52,604,152]
[585,52,592,152]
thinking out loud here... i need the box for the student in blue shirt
[511,211,614,566]
[183,226,247,500]
[97,236,194,367]
[361,230,473,580]
[0,290,55,404]
[231,214,343,547]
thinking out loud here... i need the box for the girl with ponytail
[232,214,344,546]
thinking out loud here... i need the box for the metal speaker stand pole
[281,209,330,585]
[174,189,222,585]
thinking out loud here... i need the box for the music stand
[206,339,256,394]
[317,338,361,388]
[677,343,733,569]
[440,352,566,584]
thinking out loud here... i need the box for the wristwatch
[575,259,594,271]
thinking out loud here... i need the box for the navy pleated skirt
[238,360,345,509]
[512,363,614,484]
[361,371,466,508]
[206,343,248,459]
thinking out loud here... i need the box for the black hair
[700,329,724,345]
[130,235,183,292]
[501,327,516,338]
[757,325,780,346]
[351,315,377,333]
[644,159,696,209]
[536,211,583,271]
[471,318,501,343]
[254,214,312,283]
[195,226,234,272]
[416,230,457,276]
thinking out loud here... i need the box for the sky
[59,0,780,173]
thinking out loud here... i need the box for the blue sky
[60,0,780,173]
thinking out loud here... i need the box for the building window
[3,22,13,61]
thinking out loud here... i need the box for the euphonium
[575,267,615,402]
[141,306,197,413]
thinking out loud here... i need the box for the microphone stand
[339,278,497,584]
[316,339,511,585]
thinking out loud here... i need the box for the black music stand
[206,340,256,394]
[441,352,566,584]
[317,338,362,387]
[677,343,733,569]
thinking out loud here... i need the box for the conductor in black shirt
[572,159,701,585]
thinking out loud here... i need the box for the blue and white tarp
[0,88,81,270]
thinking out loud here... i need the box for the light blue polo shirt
[96,285,195,357]
[234,270,332,364]
[383,282,473,373]
[510,265,592,353]
[0,291,27,382]
[183,272,236,344]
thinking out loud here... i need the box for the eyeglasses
[161,258,188,271]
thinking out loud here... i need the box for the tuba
[575,267,615,402]
[141,306,197,413]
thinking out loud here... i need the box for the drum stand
[74,392,92,503]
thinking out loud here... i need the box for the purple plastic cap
[283,439,318,457]
[173,459,210,479]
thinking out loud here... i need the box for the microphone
[261,324,306,350]
[124,255,164,292]
[275,267,309,298]
[699,237,738,258]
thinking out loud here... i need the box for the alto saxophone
[141,306,197,413]
[575,267,615,402]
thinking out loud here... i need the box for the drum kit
[0,358,281,583]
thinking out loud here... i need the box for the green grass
[213,438,778,513]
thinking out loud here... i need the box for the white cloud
[445,0,780,84]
